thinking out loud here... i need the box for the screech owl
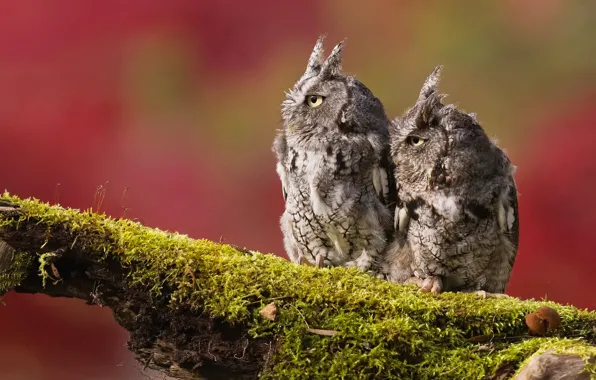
[379,66,519,295]
[272,36,396,271]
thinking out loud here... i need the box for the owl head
[281,36,388,142]
[391,66,506,193]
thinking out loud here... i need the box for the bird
[378,66,519,295]
[272,36,396,271]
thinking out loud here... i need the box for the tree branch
[0,193,595,379]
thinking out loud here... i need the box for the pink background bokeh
[1,1,595,379]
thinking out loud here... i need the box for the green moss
[38,251,60,287]
[1,192,595,379]
[511,339,596,377]
[0,249,33,292]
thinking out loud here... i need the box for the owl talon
[315,254,325,268]
[298,254,327,268]
[472,290,487,299]
[298,255,314,267]
[419,276,443,294]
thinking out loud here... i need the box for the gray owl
[273,36,396,270]
[380,66,519,295]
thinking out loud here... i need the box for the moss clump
[511,340,596,377]
[1,192,595,379]
[0,249,33,293]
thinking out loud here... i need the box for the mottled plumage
[273,36,396,270]
[379,66,519,294]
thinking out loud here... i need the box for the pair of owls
[273,37,519,294]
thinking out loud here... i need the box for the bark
[0,197,595,380]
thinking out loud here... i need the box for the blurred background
[0,1,595,379]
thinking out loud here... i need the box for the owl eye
[407,135,426,147]
[306,95,324,108]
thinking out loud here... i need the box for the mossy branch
[0,193,595,380]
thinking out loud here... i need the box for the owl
[272,36,396,271]
[380,66,519,295]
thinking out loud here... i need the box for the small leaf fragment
[259,302,277,321]
[50,262,61,280]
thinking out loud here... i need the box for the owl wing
[372,147,398,208]
[277,163,288,202]
[273,132,289,202]
[497,174,519,266]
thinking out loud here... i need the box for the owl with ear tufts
[379,66,519,295]
[272,36,396,271]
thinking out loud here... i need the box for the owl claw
[298,254,327,268]
[419,276,443,294]
[298,255,314,267]
[404,276,443,294]
[315,254,325,268]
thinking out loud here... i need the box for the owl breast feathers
[378,66,519,294]
[272,36,397,271]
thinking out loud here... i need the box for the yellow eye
[407,135,425,147]
[306,95,324,108]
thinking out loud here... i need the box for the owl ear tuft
[304,35,326,78]
[420,93,439,123]
[411,91,445,129]
[417,65,443,102]
[320,40,345,78]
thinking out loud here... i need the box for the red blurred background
[0,1,595,379]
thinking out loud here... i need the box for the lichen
[1,191,595,379]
